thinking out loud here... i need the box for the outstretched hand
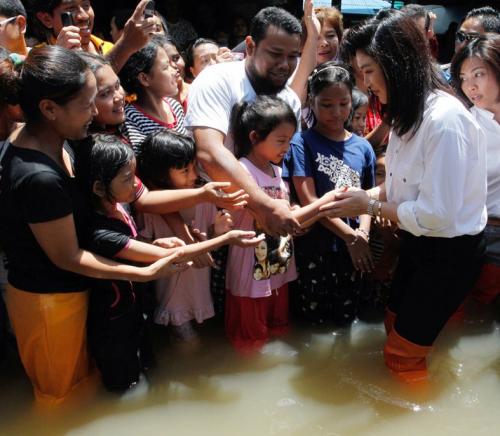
[202,182,248,210]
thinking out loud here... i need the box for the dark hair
[465,6,500,33]
[0,0,26,18]
[75,134,135,204]
[344,12,449,137]
[118,38,163,95]
[184,38,218,80]
[451,33,500,103]
[77,51,110,73]
[137,129,196,189]
[250,7,301,46]
[0,47,21,108]
[17,45,89,123]
[231,95,297,159]
[402,4,431,31]
[27,0,64,40]
[308,61,354,98]
[346,87,369,132]
[111,8,133,31]
[351,87,369,111]
[306,61,354,126]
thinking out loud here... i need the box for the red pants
[225,285,289,353]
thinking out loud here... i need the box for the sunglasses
[0,16,16,28]
[455,31,479,43]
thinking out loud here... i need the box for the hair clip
[309,65,350,80]
[8,53,24,68]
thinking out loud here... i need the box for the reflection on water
[0,301,499,436]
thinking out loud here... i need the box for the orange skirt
[5,284,91,406]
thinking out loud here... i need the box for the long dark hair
[344,12,449,137]
[137,129,196,189]
[230,96,297,159]
[74,134,135,205]
[451,33,500,104]
[15,46,89,124]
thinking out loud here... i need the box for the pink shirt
[226,158,297,298]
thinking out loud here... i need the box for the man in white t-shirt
[186,7,302,237]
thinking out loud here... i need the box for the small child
[135,130,256,343]
[284,62,376,326]
[75,134,260,392]
[226,96,338,351]
[347,87,369,137]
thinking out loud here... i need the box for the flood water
[0,301,499,436]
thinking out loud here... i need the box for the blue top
[283,129,376,253]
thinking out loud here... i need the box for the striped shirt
[124,97,187,154]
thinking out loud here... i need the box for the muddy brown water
[0,302,499,436]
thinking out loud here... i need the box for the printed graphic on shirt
[316,152,361,188]
[253,223,293,281]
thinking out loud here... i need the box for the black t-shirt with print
[0,145,89,292]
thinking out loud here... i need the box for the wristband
[367,198,377,217]
[356,228,370,239]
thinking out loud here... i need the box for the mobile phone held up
[61,11,74,27]
[144,1,155,19]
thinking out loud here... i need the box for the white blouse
[385,91,487,238]
[471,106,500,219]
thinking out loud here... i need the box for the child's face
[311,83,352,134]
[252,121,295,165]
[109,158,138,204]
[143,47,179,98]
[168,161,198,189]
[93,65,125,126]
[351,104,368,137]
[375,155,386,186]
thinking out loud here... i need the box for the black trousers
[390,231,485,346]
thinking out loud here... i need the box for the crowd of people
[0,0,499,407]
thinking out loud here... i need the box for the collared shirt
[471,106,500,219]
[386,91,487,238]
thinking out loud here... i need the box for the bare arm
[134,182,247,214]
[194,127,299,236]
[118,230,263,264]
[105,0,156,72]
[30,214,187,282]
[289,0,319,105]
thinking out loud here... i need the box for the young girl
[452,33,500,305]
[226,96,339,351]
[347,88,369,137]
[119,36,186,152]
[284,62,376,326]
[136,130,243,342]
[75,134,261,392]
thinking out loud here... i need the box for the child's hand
[152,237,186,249]
[213,209,234,236]
[190,227,215,268]
[346,229,375,273]
[147,250,192,280]
[226,231,265,248]
[202,182,248,210]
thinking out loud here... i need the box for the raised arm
[289,0,320,104]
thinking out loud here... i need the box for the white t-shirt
[385,91,487,238]
[471,106,500,219]
[185,60,301,155]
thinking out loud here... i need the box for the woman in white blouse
[451,34,500,305]
[322,12,487,381]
